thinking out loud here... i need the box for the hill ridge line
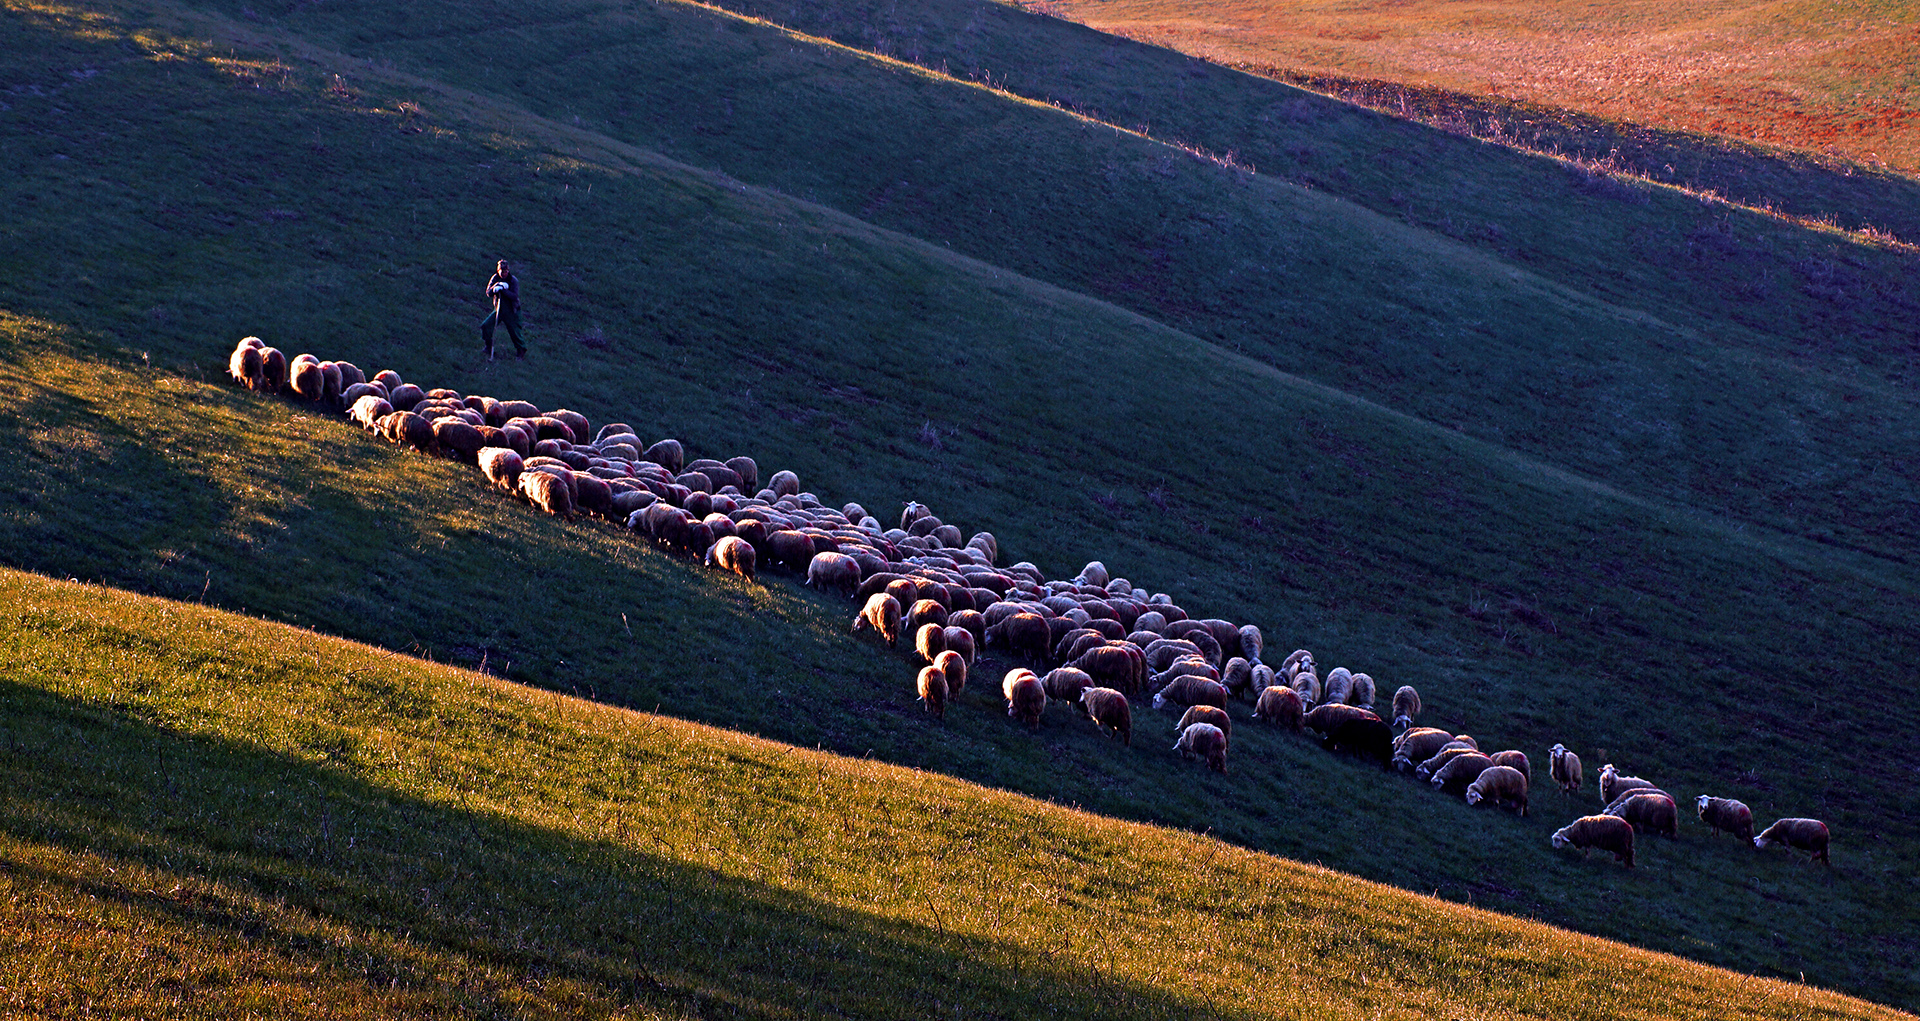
[111,0,1917,591]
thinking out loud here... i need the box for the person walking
[480,259,525,360]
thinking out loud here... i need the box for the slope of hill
[3,0,1919,1008]
[1013,0,1920,176]
[3,567,1909,1020]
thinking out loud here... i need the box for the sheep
[478,446,524,492]
[906,598,950,633]
[1221,657,1254,700]
[985,612,1051,663]
[289,354,324,401]
[1143,638,1205,673]
[1251,685,1303,731]
[1003,669,1046,727]
[519,468,573,518]
[1489,750,1531,785]
[1549,744,1583,796]
[941,626,976,664]
[705,535,757,582]
[1349,672,1376,711]
[1414,742,1481,780]
[1070,644,1144,697]
[1552,815,1635,867]
[1249,663,1277,696]
[1599,765,1658,807]
[1173,721,1227,773]
[1176,704,1232,741]
[949,609,986,645]
[852,593,903,648]
[805,551,861,596]
[432,418,486,461]
[1044,667,1094,707]
[1464,765,1528,816]
[1695,796,1754,840]
[1392,728,1455,772]
[914,623,947,664]
[915,663,949,719]
[1322,667,1353,707]
[643,439,684,473]
[1754,818,1830,864]
[966,531,998,565]
[229,342,265,390]
[1390,686,1421,730]
[1279,649,1314,681]
[1303,702,1376,735]
[933,649,968,695]
[725,456,759,493]
[260,347,288,392]
[765,530,817,572]
[1605,792,1678,838]
[1291,668,1320,709]
[317,360,343,407]
[1080,687,1131,745]
[1152,674,1228,711]
[1151,656,1219,691]
[1323,715,1394,766]
[384,411,435,451]
[1076,561,1109,589]
[1430,752,1495,793]
[1237,625,1263,665]
[571,471,614,517]
[769,469,801,497]
[349,394,393,430]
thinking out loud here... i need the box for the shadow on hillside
[0,679,1241,1020]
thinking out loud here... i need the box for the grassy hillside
[3,0,1920,1009]
[1016,0,1920,175]
[2,568,1909,1020]
[59,0,1920,569]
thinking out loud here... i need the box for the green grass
[2,0,1919,1011]
[1,567,1907,1020]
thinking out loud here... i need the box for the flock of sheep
[226,335,1834,871]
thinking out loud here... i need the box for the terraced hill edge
[1,567,1907,1021]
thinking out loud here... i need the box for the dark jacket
[487,271,520,313]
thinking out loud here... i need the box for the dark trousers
[481,305,524,355]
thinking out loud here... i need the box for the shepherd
[481,259,525,360]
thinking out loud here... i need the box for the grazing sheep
[432,418,486,460]
[1070,644,1144,697]
[289,355,324,401]
[966,531,998,565]
[644,439,685,474]
[914,623,947,664]
[1430,752,1496,793]
[478,446,524,492]
[985,612,1051,664]
[725,456,759,493]
[1349,672,1376,711]
[1143,638,1205,673]
[1303,702,1377,735]
[949,609,986,645]
[1221,657,1254,700]
[852,593,903,648]
[805,551,861,596]
[1279,649,1314,681]
[1173,721,1227,773]
[1414,742,1481,780]
[1465,765,1529,816]
[1250,663,1277,696]
[349,394,393,430]
[765,530,817,572]
[1322,667,1353,707]
[1552,815,1635,868]
[1390,686,1421,730]
[1077,561,1110,589]
[1696,796,1755,840]
[941,626,976,664]
[1044,667,1094,707]
[1392,728,1455,773]
[1290,668,1321,709]
[1176,704,1232,740]
[260,347,288,392]
[907,598,950,633]
[1606,792,1678,838]
[1754,818,1830,864]
[769,470,801,497]
[934,649,968,695]
[917,664,949,719]
[1151,656,1220,691]
[519,469,573,518]
[1081,687,1131,745]
[1003,669,1047,727]
[1599,765,1658,807]
[1251,685,1304,731]
[1323,715,1394,767]
[571,471,614,517]
[1237,625,1263,665]
[1152,674,1228,711]
[705,535,757,582]
[1489,750,1531,784]
[1549,744,1584,796]
[229,342,265,390]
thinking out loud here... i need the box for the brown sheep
[1071,644,1144,697]
[433,418,486,461]
[289,354,324,401]
[1695,796,1754,840]
[705,535,756,582]
[1392,728,1455,773]
[1173,721,1227,773]
[478,447,524,492]
[805,551,861,597]
[941,626,976,664]
[1221,657,1254,700]
[985,612,1051,664]
[725,456,759,492]
[1251,685,1304,731]
[1606,792,1678,838]
[915,623,947,665]
[1080,687,1131,745]
[1043,667,1094,707]
[349,395,393,431]
[768,469,801,497]
[643,439,685,473]
[229,342,264,390]
[571,471,614,517]
[1390,685,1422,730]
[1464,764,1529,816]
[1553,815,1635,867]
[1599,765,1658,807]
[1349,672,1376,711]
[1152,675,1227,711]
[1303,702,1377,736]
[949,609,986,645]
[1549,744,1584,796]
[1151,656,1220,691]
[852,593,903,648]
[1429,752,1495,793]
[933,649,968,695]
[259,347,288,392]
[1754,818,1829,864]
[1489,750,1531,784]
[906,599,950,634]
[519,469,573,518]
[917,664,948,719]
[1176,704,1232,740]
[1250,663,1277,696]
[766,530,817,572]
[1003,669,1046,727]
